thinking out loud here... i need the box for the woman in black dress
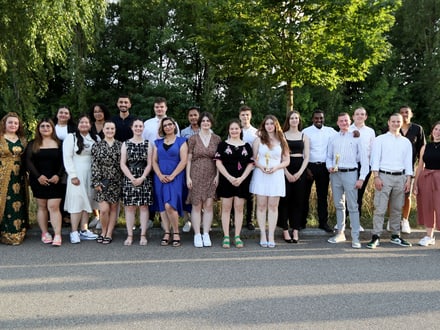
[214,119,254,248]
[25,119,64,246]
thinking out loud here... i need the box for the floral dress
[91,140,123,204]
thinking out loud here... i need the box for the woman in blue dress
[152,117,188,247]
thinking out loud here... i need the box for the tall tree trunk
[286,81,294,114]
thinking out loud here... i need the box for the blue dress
[153,137,188,216]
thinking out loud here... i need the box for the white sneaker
[401,219,411,234]
[418,236,435,246]
[79,230,98,240]
[70,231,80,244]
[183,220,192,232]
[147,219,154,230]
[352,240,362,249]
[202,233,212,247]
[328,233,346,244]
[89,217,100,228]
[359,225,364,232]
[194,234,203,248]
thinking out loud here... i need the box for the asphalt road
[1,228,439,329]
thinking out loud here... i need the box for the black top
[287,135,304,154]
[112,114,135,142]
[401,123,426,164]
[423,142,440,170]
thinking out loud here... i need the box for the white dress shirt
[303,125,337,163]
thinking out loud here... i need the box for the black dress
[25,141,64,199]
[214,141,253,199]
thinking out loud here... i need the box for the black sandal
[172,233,181,247]
[102,237,112,244]
[161,232,170,246]
[96,235,104,243]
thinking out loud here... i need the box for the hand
[187,178,193,189]
[374,177,382,191]
[71,177,80,186]
[38,175,50,186]
[48,175,59,185]
[354,179,364,189]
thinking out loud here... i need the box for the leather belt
[338,168,357,172]
[379,169,405,176]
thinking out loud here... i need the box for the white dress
[63,133,98,213]
[250,142,286,197]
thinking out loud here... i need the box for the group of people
[1,99,439,250]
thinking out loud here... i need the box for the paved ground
[1,227,439,329]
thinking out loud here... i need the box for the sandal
[222,236,230,249]
[124,235,133,246]
[172,233,181,247]
[234,235,244,248]
[41,232,53,244]
[52,235,62,247]
[161,232,170,246]
[96,235,104,243]
[102,237,112,245]
[140,235,148,246]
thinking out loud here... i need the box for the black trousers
[302,162,330,227]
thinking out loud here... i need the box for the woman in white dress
[63,115,99,244]
[250,115,290,248]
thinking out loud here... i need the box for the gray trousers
[372,173,406,236]
[330,171,360,241]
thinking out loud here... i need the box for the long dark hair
[258,115,288,154]
[282,110,303,132]
[53,105,76,127]
[75,115,98,155]
[32,118,60,153]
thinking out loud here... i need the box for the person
[53,106,77,141]
[89,103,111,229]
[152,117,187,247]
[112,95,135,142]
[143,97,181,230]
[25,119,64,246]
[326,113,368,249]
[180,106,201,232]
[396,105,426,234]
[302,110,337,232]
[90,103,111,140]
[0,112,28,245]
[277,111,309,243]
[239,105,258,230]
[413,121,440,246]
[214,119,254,248]
[181,106,200,138]
[53,105,76,226]
[187,112,221,247]
[367,113,413,249]
[120,118,154,246]
[347,107,375,230]
[91,121,122,245]
[250,115,289,248]
[63,115,99,244]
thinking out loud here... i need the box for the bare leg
[220,197,233,238]
[256,195,268,243]
[139,205,149,245]
[202,198,214,234]
[267,196,280,244]
[191,203,202,235]
[99,201,110,237]
[47,198,62,237]
[233,197,245,237]
[79,211,90,231]
[36,199,49,235]
[124,205,136,245]
[105,202,119,239]
[70,212,82,232]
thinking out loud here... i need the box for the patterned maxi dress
[122,140,153,206]
[0,137,28,245]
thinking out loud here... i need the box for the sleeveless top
[287,134,304,154]
[423,142,440,170]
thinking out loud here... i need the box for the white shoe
[359,225,364,232]
[183,220,192,232]
[401,219,411,234]
[89,217,100,228]
[327,233,346,244]
[194,234,203,248]
[70,231,80,244]
[352,240,362,249]
[202,233,212,247]
[418,236,435,246]
[79,229,98,240]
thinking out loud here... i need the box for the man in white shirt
[367,113,413,249]
[349,107,376,218]
[326,113,368,248]
[142,97,180,145]
[302,110,337,233]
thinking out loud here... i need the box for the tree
[0,0,106,123]
[194,0,401,112]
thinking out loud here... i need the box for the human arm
[413,145,425,195]
[62,133,80,185]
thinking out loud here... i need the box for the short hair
[353,107,368,115]
[338,112,350,118]
[198,112,215,127]
[154,97,167,105]
[187,106,200,113]
[312,109,324,117]
[239,105,252,113]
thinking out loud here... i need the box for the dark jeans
[302,162,330,227]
